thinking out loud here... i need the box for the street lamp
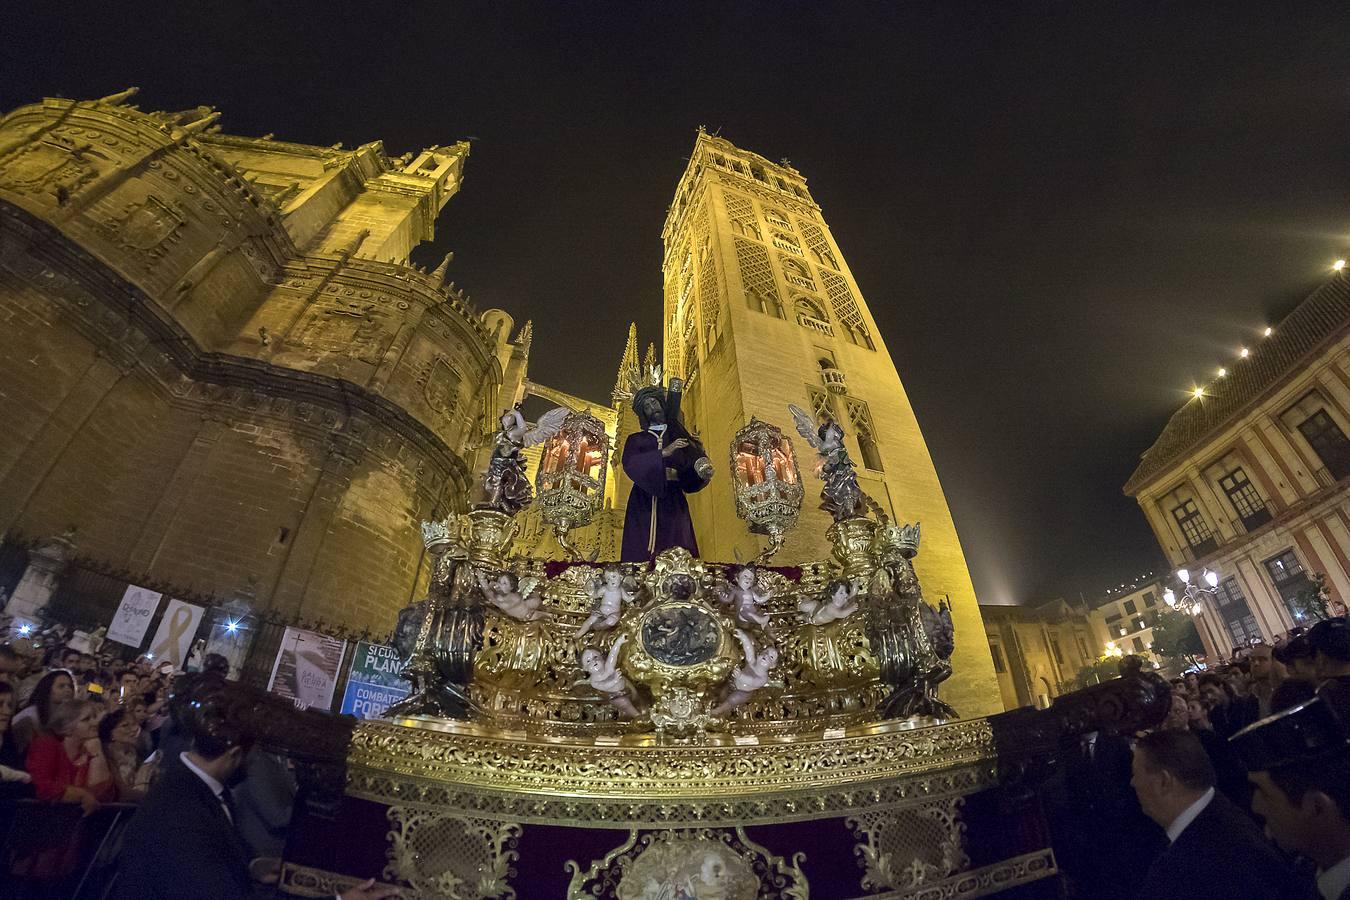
[1164,567,1219,615]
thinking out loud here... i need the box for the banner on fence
[107,586,163,648]
[267,627,346,711]
[338,641,409,720]
[147,598,205,667]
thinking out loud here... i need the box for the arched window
[748,289,784,319]
[795,297,828,323]
[781,257,814,288]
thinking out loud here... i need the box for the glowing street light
[1335,259,1346,272]
[1263,327,1273,338]
[1192,387,1205,400]
[1217,367,1227,377]
[1239,347,1250,358]
[1165,567,1219,616]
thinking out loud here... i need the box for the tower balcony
[821,365,847,394]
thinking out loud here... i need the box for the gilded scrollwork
[384,807,521,900]
[841,848,1057,900]
[348,717,994,804]
[847,797,969,893]
[564,828,807,900]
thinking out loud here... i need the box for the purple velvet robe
[620,430,706,562]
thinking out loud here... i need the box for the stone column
[4,527,77,635]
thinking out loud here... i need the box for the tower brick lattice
[656,131,999,715]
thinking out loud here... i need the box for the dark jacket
[1136,791,1312,900]
[114,760,254,900]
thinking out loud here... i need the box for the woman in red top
[25,699,115,813]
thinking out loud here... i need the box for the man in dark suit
[1130,729,1311,900]
[114,680,395,900]
[1046,729,1163,900]
[1235,681,1350,900]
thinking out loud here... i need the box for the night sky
[5,2,1350,606]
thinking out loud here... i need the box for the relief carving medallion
[0,138,100,202]
[115,194,184,251]
[419,356,461,415]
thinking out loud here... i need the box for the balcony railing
[821,366,847,394]
[797,314,833,337]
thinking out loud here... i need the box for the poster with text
[339,641,410,720]
[147,598,205,668]
[267,627,346,711]
[107,586,163,648]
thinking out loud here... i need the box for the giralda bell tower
[660,131,999,715]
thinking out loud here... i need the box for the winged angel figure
[789,404,874,522]
[481,405,570,515]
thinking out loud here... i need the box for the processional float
[264,374,1170,900]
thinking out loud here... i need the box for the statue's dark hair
[494,571,519,591]
[825,578,851,599]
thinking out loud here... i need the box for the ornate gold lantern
[534,409,610,558]
[730,417,803,563]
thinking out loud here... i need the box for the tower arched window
[845,323,875,351]
[781,257,814,288]
[844,397,883,472]
[748,289,784,319]
[795,297,827,321]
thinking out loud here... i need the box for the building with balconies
[1124,271,1350,660]
[1087,578,1168,658]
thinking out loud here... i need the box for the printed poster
[107,586,163,648]
[267,627,346,711]
[338,640,410,720]
[147,598,205,668]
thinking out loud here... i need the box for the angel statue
[798,578,860,625]
[576,565,638,637]
[480,404,570,515]
[710,630,779,717]
[579,634,640,718]
[717,565,771,629]
[789,405,871,522]
[476,570,549,621]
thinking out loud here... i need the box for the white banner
[147,598,205,669]
[267,627,346,711]
[107,586,163,648]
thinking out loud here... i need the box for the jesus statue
[620,377,713,562]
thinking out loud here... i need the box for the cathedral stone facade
[0,92,529,632]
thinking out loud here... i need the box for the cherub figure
[798,578,860,625]
[789,404,870,522]
[711,629,779,717]
[476,570,548,621]
[717,565,771,629]
[576,566,637,637]
[579,635,639,718]
[481,405,569,515]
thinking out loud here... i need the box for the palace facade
[1124,273,1350,659]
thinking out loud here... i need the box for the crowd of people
[3,615,1348,899]
[1051,615,1350,900]
[0,639,186,810]
[0,632,395,899]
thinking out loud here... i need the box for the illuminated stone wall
[0,93,515,632]
[655,132,1002,716]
